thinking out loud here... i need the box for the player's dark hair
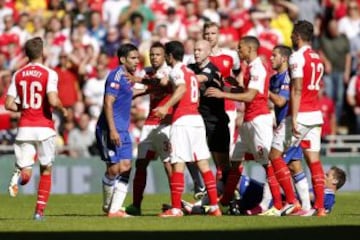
[165,41,184,61]
[331,166,346,190]
[117,43,138,60]
[274,45,292,58]
[150,41,165,51]
[24,37,43,60]
[240,36,260,51]
[293,20,314,42]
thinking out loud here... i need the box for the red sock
[272,157,297,204]
[202,170,218,205]
[309,161,325,209]
[132,168,146,208]
[265,164,283,210]
[170,172,184,209]
[35,174,51,214]
[220,167,241,205]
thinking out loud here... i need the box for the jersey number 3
[20,80,43,109]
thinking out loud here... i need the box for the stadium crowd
[0,0,360,157]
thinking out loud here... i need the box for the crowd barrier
[0,155,359,194]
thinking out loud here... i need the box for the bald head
[194,40,211,64]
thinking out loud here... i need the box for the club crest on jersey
[110,82,120,89]
[108,150,115,157]
[281,85,289,90]
[223,60,230,67]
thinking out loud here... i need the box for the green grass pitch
[0,193,359,240]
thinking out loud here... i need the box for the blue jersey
[95,66,133,163]
[237,175,265,212]
[309,188,335,213]
[238,176,336,213]
[97,66,133,131]
[270,70,290,126]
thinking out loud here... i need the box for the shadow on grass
[0,226,359,240]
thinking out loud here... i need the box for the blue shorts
[283,146,303,163]
[95,128,133,163]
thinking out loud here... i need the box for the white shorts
[16,127,56,141]
[137,124,171,162]
[285,117,322,152]
[170,124,211,164]
[226,109,237,156]
[14,136,56,168]
[232,114,273,165]
[271,119,286,152]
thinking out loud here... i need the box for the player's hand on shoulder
[205,87,224,98]
[125,72,142,83]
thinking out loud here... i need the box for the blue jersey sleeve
[105,68,124,96]
[324,191,335,213]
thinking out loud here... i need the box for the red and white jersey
[138,63,173,125]
[210,47,241,111]
[169,62,202,125]
[243,57,270,122]
[289,45,324,125]
[347,75,360,107]
[7,63,58,129]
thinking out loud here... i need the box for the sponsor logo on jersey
[110,82,120,89]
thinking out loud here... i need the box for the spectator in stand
[0,70,11,131]
[127,12,151,48]
[11,13,31,47]
[102,0,129,28]
[53,51,82,110]
[337,0,360,43]
[83,62,108,120]
[218,12,240,51]
[89,10,107,48]
[69,0,92,27]
[31,15,45,39]
[319,18,352,124]
[229,0,254,38]
[269,0,299,47]
[290,0,322,23]
[162,6,188,42]
[0,112,18,147]
[319,83,337,142]
[118,0,155,31]
[346,61,360,134]
[68,112,95,158]
[0,0,13,33]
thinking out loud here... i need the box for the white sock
[259,183,272,211]
[108,178,128,213]
[102,174,116,212]
[293,172,311,211]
